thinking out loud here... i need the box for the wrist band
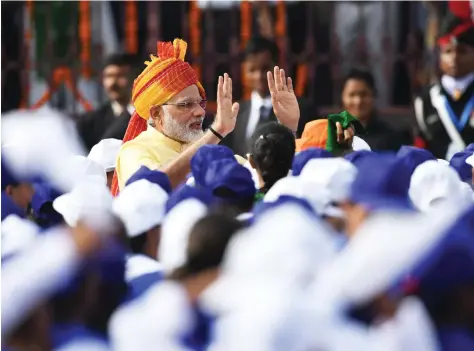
[208,126,224,140]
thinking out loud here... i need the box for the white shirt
[441,72,474,99]
[125,253,162,282]
[111,101,135,117]
[245,91,273,139]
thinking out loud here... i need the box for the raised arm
[267,66,300,132]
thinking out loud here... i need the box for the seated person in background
[77,54,137,151]
[414,11,474,160]
[222,36,316,157]
[342,68,413,152]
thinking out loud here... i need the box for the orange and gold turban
[111,38,205,196]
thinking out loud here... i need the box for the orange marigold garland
[241,0,252,100]
[78,1,91,78]
[125,0,138,54]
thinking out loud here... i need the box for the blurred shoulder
[78,103,113,122]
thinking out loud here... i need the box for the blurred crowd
[1,1,474,351]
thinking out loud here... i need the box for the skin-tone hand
[267,66,300,132]
[336,122,355,147]
[161,73,239,189]
[212,73,240,137]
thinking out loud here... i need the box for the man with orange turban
[112,39,300,195]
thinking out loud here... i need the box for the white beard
[162,108,204,143]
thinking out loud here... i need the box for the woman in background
[341,68,413,152]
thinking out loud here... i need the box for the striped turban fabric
[110,38,206,196]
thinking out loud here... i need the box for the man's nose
[192,103,205,117]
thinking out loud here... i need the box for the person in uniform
[414,11,474,159]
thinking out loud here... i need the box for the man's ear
[149,105,163,126]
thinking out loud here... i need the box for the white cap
[53,180,113,227]
[263,176,342,217]
[88,138,123,172]
[311,204,464,308]
[409,160,472,213]
[1,215,39,258]
[299,158,358,202]
[202,203,337,319]
[352,136,371,151]
[437,158,449,166]
[1,109,86,192]
[109,281,193,351]
[159,199,208,273]
[466,153,474,167]
[67,155,107,185]
[112,179,169,238]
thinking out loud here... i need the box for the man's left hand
[267,66,300,132]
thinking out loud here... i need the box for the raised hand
[213,73,240,137]
[336,122,355,147]
[267,66,300,132]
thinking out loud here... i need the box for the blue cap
[411,206,474,295]
[349,154,413,211]
[126,166,172,194]
[165,184,215,214]
[93,241,127,286]
[396,146,436,176]
[204,159,256,200]
[449,151,473,183]
[292,148,333,176]
[465,143,474,152]
[1,192,25,221]
[55,240,127,297]
[191,145,235,188]
[31,182,63,229]
[31,181,62,213]
[344,150,373,168]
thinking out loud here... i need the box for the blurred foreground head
[341,153,413,237]
[169,213,244,302]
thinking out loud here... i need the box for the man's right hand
[212,73,240,137]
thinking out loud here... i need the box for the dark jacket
[219,98,317,156]
[358,113,413,152]
[76,103,131,151]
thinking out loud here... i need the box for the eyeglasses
[162,100,207,111]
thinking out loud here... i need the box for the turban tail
[111,39,206,196]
